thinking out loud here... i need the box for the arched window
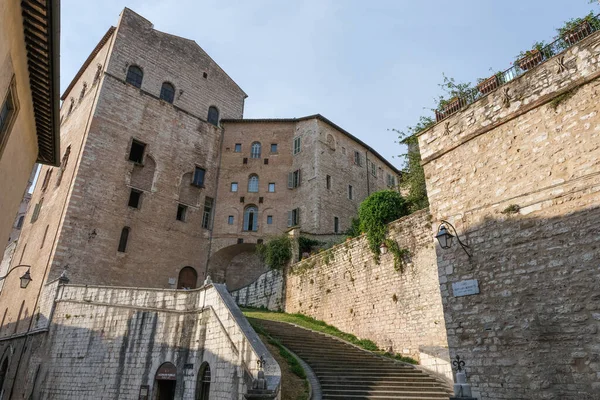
[160,82,175,103]
[118,227,130,253]
[243,206,258,232]
[177,267,198,289]
[248,175,259,193]
[195,362,211,400]
[250,142,261,159]
[207,106,219,126]
[126,65,143,88]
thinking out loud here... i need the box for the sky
[60,0,597,168]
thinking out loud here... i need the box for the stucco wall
[417,30,600,399]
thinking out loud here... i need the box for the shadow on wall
[438,204,600,399]
[208,243,267,291]
[0,309,250,399]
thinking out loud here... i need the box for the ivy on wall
[256,235,292,270]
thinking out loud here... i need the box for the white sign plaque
[452,280,480,297]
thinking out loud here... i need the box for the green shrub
[256,235,292,270]
[358,190,409,257]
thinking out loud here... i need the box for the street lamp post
[0,264,33,289]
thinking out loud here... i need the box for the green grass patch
[251,320,307,380]
[243,307,417,364]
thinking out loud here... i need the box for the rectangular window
[288,170,301,189]
[268,183,275,192]
[30,198,43,223]
[129,139,146,164]
[0,80,17,156]
[228,216,234,225]
[354,151,363,166]
[118,227,130,253]
[234,144,242,152]
[237,238,244,244]
[326,175,331,190]
[41,169,53,191]
[288,208,300,227]
[231,182,238,192]
[334,217,339,233]
[264,158,269,165]
[259,197,264,204]
[267,215,273,225]
[370,161,377,177]
[202,197,214,229]
[387,173,396,188]
[192,167,206,187]
[176,204,187,222]
[128,189,142,208]
[240,196,245,203]
[243,157,248,164]
[348,185,353,200]
[293,137,301,155]
[271,144,278,153]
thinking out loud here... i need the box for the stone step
[249,318,451,399]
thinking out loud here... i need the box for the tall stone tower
[0,8,246,335]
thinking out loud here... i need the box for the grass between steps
[242,307,418,365]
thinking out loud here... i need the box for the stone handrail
[55,282,281,397]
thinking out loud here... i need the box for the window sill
[190,183,205,189]
[129,160,144,167]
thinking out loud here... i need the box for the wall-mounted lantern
[379,242,389,255]
[0,265,32,289]
[435,220,472,258]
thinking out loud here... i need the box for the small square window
[259,197,264,204]
[192,167,205,187]
[237,238,244,244]
[257,239,264,244]
[176,204,187,221]
[231,182,238,192]
[264,158,269,165]
[240,196,245,203]
[243,157,248,164]
[234,144,242,152]
[128,189,142,208]
[271,144,278,153]
[228,216,234,225]
[129,139,146,164]
[268,183,275,192]
[267,215,273,225]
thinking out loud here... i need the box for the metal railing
[434,13,600,122]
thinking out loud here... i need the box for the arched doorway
[0,357,9,396]
[177,267,198,289]
[154,362,177,400]
[195,362,210,400]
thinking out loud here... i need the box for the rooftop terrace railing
[434,13,600,123]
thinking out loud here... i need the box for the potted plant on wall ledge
[434,74,475,122]
[516,41,547,71]
[559,12,598,46]
[477,71,505,95]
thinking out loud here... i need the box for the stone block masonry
[0,282,281,399]
[231,270,285,311]
[284,210,451,381]
[417,28,600,399]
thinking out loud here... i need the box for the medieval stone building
[0,5,399,369]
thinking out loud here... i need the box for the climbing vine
[384,239,410,272]
[358,190,409,260]
[256,235,292,270]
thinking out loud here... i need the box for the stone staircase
[251,318,452,400]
